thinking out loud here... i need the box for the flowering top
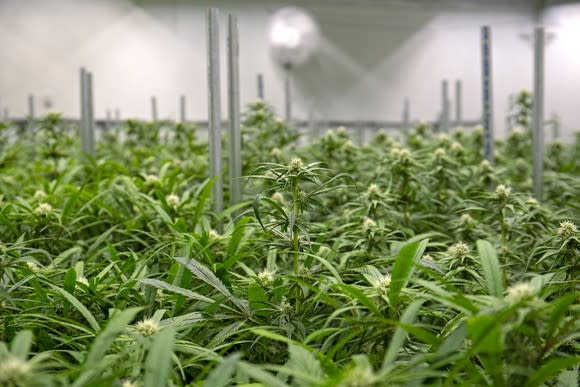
[479,159,493,172]
[257,269,275,287]
[459,213,473,225]
[495,184,511,200]
[33,190,47,201]
[287,158,305,174]
[145,175,160,185]
[366,184,381,199]
[505,282,536,304]
[434,147,446,159]
[271,192,285,205]
[0,356,31,385]
[448,242,469,259]
[135,318,159,336]
[34,203,52,216]
[362,218,377,234]
[372,273,391,292]
[270,147,282,159]
[166,194,180,209]
[557,221,577,239]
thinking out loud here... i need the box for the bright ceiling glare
[268,7,321,69]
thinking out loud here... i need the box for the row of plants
[0,98,578,386]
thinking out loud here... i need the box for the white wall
[0,0,577,140]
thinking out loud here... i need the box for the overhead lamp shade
[268,7,321,69]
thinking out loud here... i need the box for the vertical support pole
[441,80,450,133]
[2,108,8,121]
[106,109,112,130]
[114,108,120,122]
[533,27,545,201]
[455,80,462,127]
[80,68,88,154]
[151,96,158,121]
[257,73,264,99]
[551,113,559,140]
[28,95,35,119]
[180,95,187,122]
[284,73,292,123]
[27,94,35,132]
[228,14,242,208]
[481,26,495,164]
[86,72,96,156]
[402,98,410,132]
[80,68,95,158]
[207,8,224,220]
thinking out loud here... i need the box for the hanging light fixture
[268,6,321,70]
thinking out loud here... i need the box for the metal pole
[551,113,559,140]
[257,73,264,99]
[28,95,35,120]
[151,96,158,121]
[533,27,545,201]
[402,98,410,132]
[86,71,96,157]
[441,80,449,133]
[207,8,224,219]
[227,14,242,208]
[180,95,186,122]
[114,108,120,122]
[80,68,88,155]
[481,26,495,164]
[455,80,462,127]
[284,73,291,123]
[106,109,112,130]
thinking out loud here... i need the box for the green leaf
[285,344,324,386]
[175,257,250,315]
[204,353,243,387]
[49,284,100,332]
[467,314,503,354]
[336,283,382,318]
[524,357,580,387]
[382,299,424,370]
[238,361,289,387]
[389,239,429,309]
[10,330,33,360]
[85,307,142,367]
[145,326,175,387]
[476,240,504,297]
[140,278,214,304]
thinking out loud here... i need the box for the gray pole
[402,98,410,132]
[551,113,559,140]
[80,68,88,154]
[28,95,35,120]
[481,26,495,164]
[441,80,449,133]
[114,108,120,121]
[257,73,264,99]
[227,14,242,208]
[86,72,96,156]
[151,96,158,121]
[180,95,186,122]
[2,108,8,121]
[455,80,462,127]
[207,8,224,218]
[532,27,545,201]
[106,109,112,130]
[284,73,291,123]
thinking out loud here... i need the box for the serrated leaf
[476,240,504,297]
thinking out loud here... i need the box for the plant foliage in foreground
[0,100,578,386]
